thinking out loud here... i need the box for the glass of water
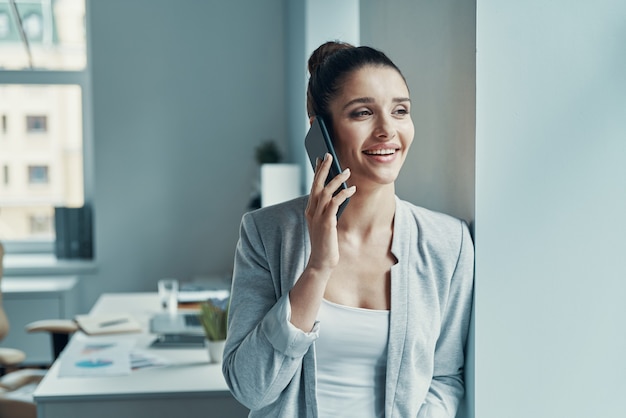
[158,278,179,315]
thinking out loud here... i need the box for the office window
[0,0,87,248]
[27,164,49,184]
[26,114,47,133]
[0,0,86,70]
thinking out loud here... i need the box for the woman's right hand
[304,153,356,273]
[289,154,355,332]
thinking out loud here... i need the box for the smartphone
[304,116,350,218]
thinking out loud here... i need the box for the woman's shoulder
[395,196,472,247]
[242,195,308,230]
[396,197,467,227]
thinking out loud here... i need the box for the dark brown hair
[306,41,406,123]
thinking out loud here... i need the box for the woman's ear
[309,116,315,126]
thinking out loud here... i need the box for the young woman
[222,41,474,418]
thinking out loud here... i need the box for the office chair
[0,243,77,418]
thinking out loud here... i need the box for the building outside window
[0,0,88,250]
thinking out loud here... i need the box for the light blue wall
[476,1,626,417]
[83,0,287,309]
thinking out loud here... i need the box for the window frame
[0,2,93,255]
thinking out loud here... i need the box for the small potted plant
[198,297,229,363]
[251,139,301,209]
[255,139,283,165]
[248,140,284,210]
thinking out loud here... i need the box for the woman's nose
[374,115,396,140]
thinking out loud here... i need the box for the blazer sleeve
[222,211,318,411]
[418,220,475,417]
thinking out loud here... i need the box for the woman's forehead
[337,66,410,103]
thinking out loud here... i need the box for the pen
[99,319,128,328]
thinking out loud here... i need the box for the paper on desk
[130,349,169,370]
[58,335,135,377]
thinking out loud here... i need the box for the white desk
[33,293,248,418]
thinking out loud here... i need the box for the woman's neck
[337,184,396,237]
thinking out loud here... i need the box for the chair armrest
[0,368,46,390]
[25,319,78,334]
[0,347,26,366]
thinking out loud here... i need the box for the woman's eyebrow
[342,97,374,110]
[342,96,411,110]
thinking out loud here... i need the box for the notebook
[149,311,204,336]
[75,313,142,335]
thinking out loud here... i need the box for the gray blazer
[222,196,474,417]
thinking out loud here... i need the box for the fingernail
[342,168,350,175]
[324,153,329,161]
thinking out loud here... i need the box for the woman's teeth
[364,149,396,155]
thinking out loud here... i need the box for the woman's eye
[394,107,409,116]
[350,109,372,118]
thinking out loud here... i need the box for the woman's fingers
[307,153,332,216]
[330,182,356,210]
[312,153,331,190]
[307,153,354,219]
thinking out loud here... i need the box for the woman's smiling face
[328,65,414,190]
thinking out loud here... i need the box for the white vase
[206,339,226,363]
[260,163,302,207]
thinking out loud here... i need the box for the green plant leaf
[198,298,229,341]
[255,140,283,164]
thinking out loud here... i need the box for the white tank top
[315,298,390,418]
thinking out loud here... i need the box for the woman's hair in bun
[306,41,406,123]
[307,41,355,83]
